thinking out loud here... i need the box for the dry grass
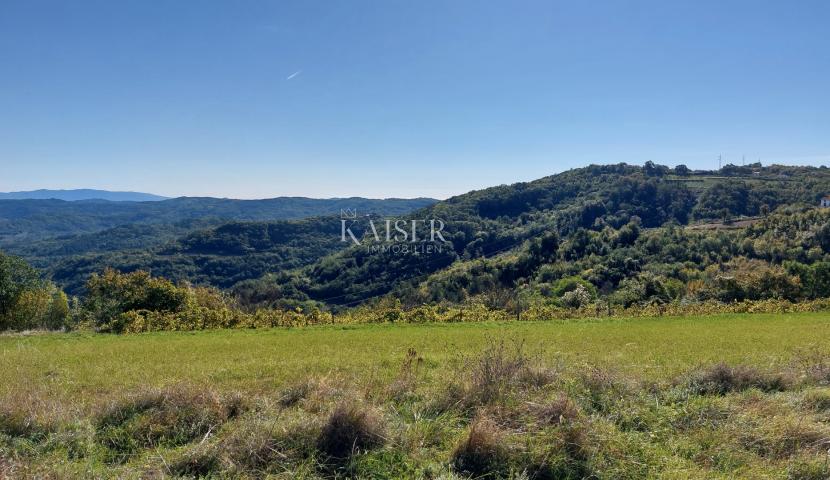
[277,378,315,408]
[450,416,509,477]
[94,384,246,463]
[531,393,581,426]
[385,347,424,402]
[685,363,792,395]
[5,353,830,479]
[221,409,320,472]
[317,402,387,460]
[433,339,557,414]
[786,455,830,480]
[793,346,830,385]
[165,442,220,477]
[576,365,635,415]
[0,406,47,441]
[4,316,830,478]
[466,339,536,403]
[737,415,830,459]
[800,388,830,412]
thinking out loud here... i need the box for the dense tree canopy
[3,162,830,317]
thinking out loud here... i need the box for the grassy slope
[5,313,830,478]
[3,312,829,409]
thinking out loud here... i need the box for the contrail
[286,70,302,80]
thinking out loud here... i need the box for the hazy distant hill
[0,196,438,245]
[0,189,169,202]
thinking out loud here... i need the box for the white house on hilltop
[821,196,830,208]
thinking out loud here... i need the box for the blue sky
[1,1,828,199]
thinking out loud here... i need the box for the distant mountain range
[0,195,439,246]
[0,189,169,202]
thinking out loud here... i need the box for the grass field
[3,313,830,478]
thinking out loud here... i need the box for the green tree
[674,164,691,176]
[0,253,69,331]
[83,269,190,331]
[0,252,42,318]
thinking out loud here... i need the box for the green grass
[3,312,830,479]
[2,312,829,409]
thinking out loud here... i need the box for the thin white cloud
[286,70,302,80]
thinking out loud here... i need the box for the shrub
[83,269,189,332]
[613,272,675,307]
[551,276,597,301]
[700,258,802,302]
[560,285,592,309]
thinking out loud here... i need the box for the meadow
[3,312,830,478]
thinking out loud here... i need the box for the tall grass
[3,314,830,477]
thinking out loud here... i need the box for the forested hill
[252,163,830,308]
[0,196,437,244]
[5,162,830,308]
[39,217,368,295]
